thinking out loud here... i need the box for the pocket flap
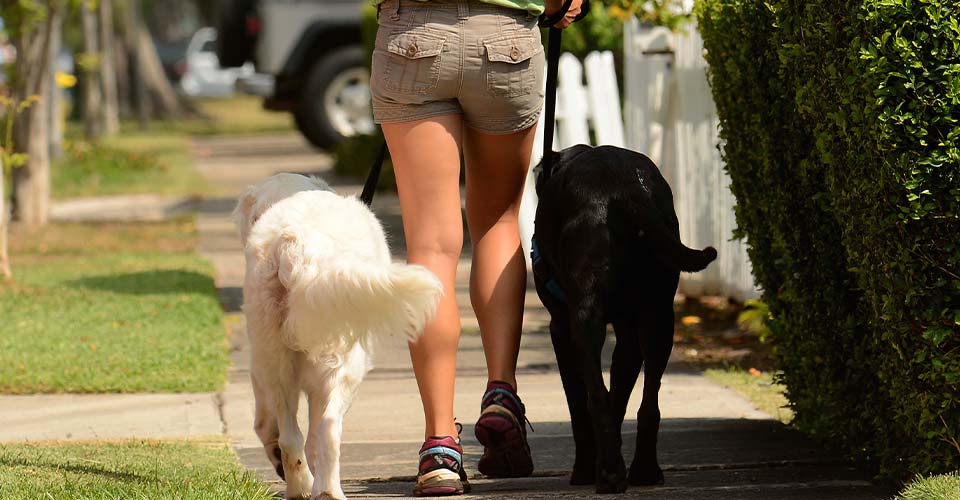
[483,34,542,64]
[387,31,446,59]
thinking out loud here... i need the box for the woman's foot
[474,380,534,477]
[413,434,471,497]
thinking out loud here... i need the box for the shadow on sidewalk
[247,417,893,499]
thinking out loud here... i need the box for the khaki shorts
[371,0,545,134]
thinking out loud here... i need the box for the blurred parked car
[155,38,190,84]
[216,0,375,148]
[179,27,255,98]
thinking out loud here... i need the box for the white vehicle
[179,27,255,98]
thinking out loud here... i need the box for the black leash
[539,0,590,176]
[359,140,388,206]
[359,0,589,207]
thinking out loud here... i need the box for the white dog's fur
[235,173,442,500]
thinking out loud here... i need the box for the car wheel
[294,46,376,149]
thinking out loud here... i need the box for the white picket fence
[519,20,760,301]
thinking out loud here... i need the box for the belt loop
[391,0,401,21]
[457,0,468,20]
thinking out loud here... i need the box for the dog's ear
[234,186,258,243]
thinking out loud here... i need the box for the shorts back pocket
[382,30,446,95]
[483,32,542,98]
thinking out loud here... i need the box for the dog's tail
[669,242,718,273]
[274,233,443,356]
[615,196,718,273]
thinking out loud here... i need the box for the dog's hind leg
[251,368,283,479]
[628,300,674,486]
[260,350,313,499]
[548,304,597,486]
[568,295,628,494]
[610,315,643,429]
[304,345,366,500]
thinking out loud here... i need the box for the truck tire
[294,46,374,149]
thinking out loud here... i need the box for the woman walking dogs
[370,0,583,494]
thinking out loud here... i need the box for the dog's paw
[594,455,628,494]
[316,491,347,500]
[594,469,629,494]
[628,464,665,486]
[569,458,596,485]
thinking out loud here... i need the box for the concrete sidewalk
[190,134,893,499]
[0,133,891,499]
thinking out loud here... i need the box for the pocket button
[407,44,418,57]
[510,47,521,61]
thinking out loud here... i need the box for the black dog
[531,144,717,494]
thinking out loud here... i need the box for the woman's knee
[405,237,464,266]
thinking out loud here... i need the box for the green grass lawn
[52,131,207,200]
[0,438,273,500]
[0,219,229,394]
[188,95,295,136]
[123,96,295,137]
[53,96,293,200]
[704,368,794,424]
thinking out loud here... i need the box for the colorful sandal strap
[419,445,463,465]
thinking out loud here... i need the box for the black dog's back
[534,145,717,291]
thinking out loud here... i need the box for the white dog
[234,173,442,500]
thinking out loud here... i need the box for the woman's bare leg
[382,115,464,440]
[463,124,538,390]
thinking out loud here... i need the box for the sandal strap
[482,388,525,412]
[419,445,463,465]
[481,387,535,432]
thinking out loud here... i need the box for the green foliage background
[697,0,959,480]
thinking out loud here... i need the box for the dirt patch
[672,295,774,371]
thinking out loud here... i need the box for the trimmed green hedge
[697,0,959,480]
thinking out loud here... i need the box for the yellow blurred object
[56,72,77,89]
[680,315,702,326]
[748,368,762,376]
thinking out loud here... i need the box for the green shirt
[377,0,545,17]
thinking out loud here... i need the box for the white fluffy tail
[275,235,443,357]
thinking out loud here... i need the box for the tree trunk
[81,3,103,141]
[113,21,132,119]
[11,5,57,228]
[121,0,151,127]
[119,0,201,121]
[0,156,10,280]
[137,28,198,119]
[48,10,63,159]
[99,0,120,136]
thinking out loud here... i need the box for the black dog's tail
[615,196,718,273]
[671,243,718,273]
